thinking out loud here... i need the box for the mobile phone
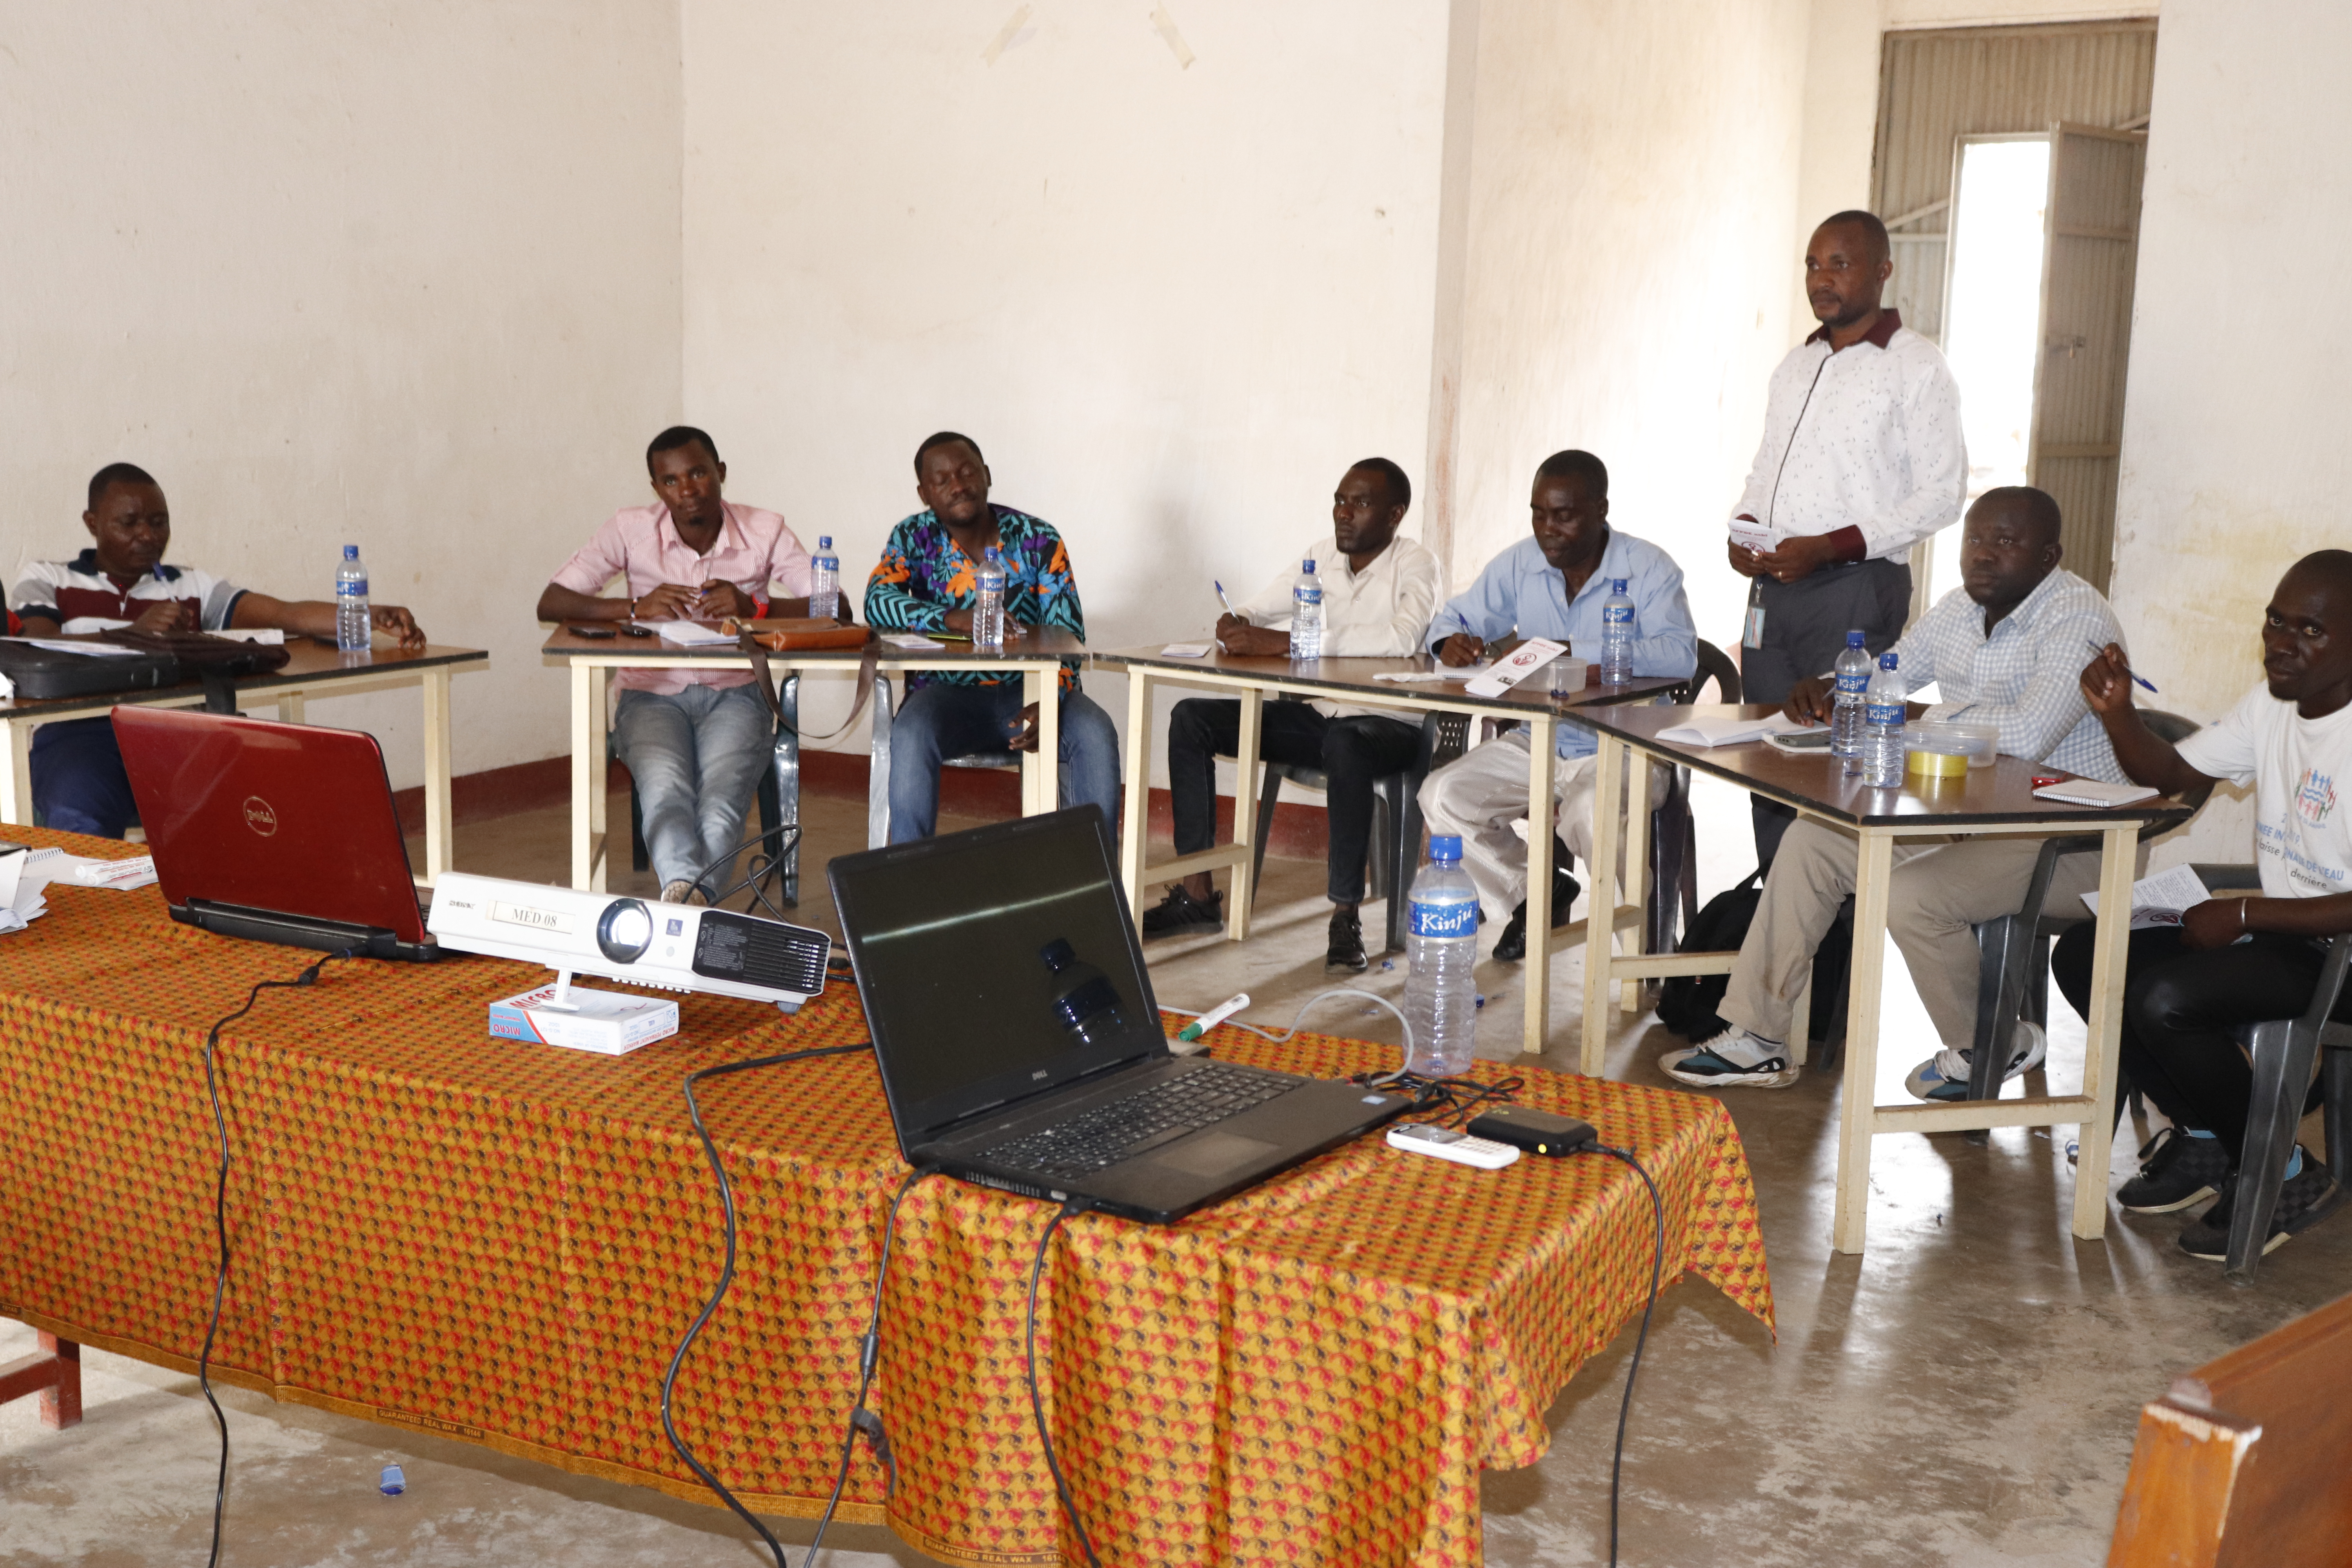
[568,624,617,639]
[619,622,658,638]
[1386,1122,1520,1169]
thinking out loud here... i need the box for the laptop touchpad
[1155,1131,1275,1178]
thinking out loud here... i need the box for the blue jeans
[613,682,775,891]
[887,681,1121,843]
[31,717,140,838]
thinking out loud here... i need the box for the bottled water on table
[1403,835,1480,1077]
[808,535,839,620]
[1860,651,1907,788]
[335,545,370,652]
[1290,560,1323,660]
[972,545,1007,649]
[1597,577,1635,684]
[1831,629,1872,773]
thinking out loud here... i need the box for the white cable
[1168,987,1416,1069]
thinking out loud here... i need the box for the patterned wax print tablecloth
[0,827,1773,1566]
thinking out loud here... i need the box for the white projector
[427,872,830,1011]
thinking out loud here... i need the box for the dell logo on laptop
[1032,1069,1050,1080]
[241,796,279,836]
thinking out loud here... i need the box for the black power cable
[684,821,805,919]
[197,949,353,1568]
[1024,1197,1104,1568]
[660,1042,873,1568]
[1581,1142,1666,1568]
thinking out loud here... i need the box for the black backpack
[1656,867,1852,1047]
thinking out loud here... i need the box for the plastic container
[808,535,839,620]
[1860,652,1906,788]
[1290,560,1323,660]
[1831,630,1871,773]
[972,546,1007,649]
[335,545,370,652]
[1403,836,1479,1077]
[1909,719,1999,769]
[1597,579,1635,684]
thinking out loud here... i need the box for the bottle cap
[818,535,832,549]
[343,544,359,560]
[1302,559,1317,573]
[1880,651,1899,669]
[1846,630,1866,646]
[1612,578,1627,592]
[1427,835,1463,863]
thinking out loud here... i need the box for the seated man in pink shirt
[536,426,846,902]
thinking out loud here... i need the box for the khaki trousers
[1717,817,2102,1053]
[1415,732,1666,926]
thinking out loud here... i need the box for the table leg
[1024,668,1061,818]
[2069,823,2140,1241]
[570,663,597,891]
[1225,688,1263,941]
[1119,671,1153,919]
[1620,750,1652,1013]
[0,1331,80,1429]
[419,668,453,885]
[1572,731,1616,1071]
[0,719,29,827]
[275,692,307,724]
[1513,717,1553,1061]
[1832,827,1897,1255]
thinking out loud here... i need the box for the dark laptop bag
[0,639,184,701]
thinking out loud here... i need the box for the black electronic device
[1466,1105,1598,1157]
[567,623,617,639]
[829,806,1411,1223]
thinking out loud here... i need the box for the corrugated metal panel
[1871,22,2157,345]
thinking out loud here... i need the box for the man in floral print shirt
[863,431,1120,842]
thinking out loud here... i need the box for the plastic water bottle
[808,535,839,620]
[335,545,370,652]
[1290,560,1323,660]
[1403,835,1480,1077]
[972,545,1007,649]
[1860,651,1907,788]
[1598,577,1635,684]
[1831,630,1873,774]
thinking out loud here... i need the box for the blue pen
[1215,581,1234,615]
[2085,638,2157,694]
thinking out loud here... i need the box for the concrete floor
[5,774,2347,1566]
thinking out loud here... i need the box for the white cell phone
[1386,1122,1521,1169]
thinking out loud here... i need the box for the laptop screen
[831,807,1164,1147]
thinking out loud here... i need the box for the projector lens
[597,898,655,963]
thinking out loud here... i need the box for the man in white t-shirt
[2051,549,2352,1259]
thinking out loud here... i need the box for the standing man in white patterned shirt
[1661,488,2126,1092]
[1142,458,1443,971]
[1730,209,1967,866]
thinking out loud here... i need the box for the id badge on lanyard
[1742,576,1766,651]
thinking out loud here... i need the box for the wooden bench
[2108,1290,2352,1566]
[0,1330,82,1428]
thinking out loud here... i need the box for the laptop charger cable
[1025,1194,1105,1568]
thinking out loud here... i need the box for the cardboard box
[489,983,680,1056]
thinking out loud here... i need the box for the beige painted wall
[1441,0,1813,657]
[2109,0,2347,866]
[681,0,1452,768]
[0,2,683,789]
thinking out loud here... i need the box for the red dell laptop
[113,706,441,960]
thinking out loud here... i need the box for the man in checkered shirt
[1661,486,2129,1094]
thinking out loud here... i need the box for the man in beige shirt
[1141,458,1443,970]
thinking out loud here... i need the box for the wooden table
[1093,646,1683,1058]
[1572,703,2183,1253]
[542,626,1085,891]
[0,640,488,884]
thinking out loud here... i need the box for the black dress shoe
[1491,869,1582,962]
[1141,884,1224,936]
[1325,907,1368,971]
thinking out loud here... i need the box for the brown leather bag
[731,621,880,743]
[723,617,871,652]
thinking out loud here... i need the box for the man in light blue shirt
[1417,450,1697,959]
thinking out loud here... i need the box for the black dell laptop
[829,806,1410,1223]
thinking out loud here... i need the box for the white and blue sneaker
[1903,1022,2047,1102]
[1657,1029,1799,1090]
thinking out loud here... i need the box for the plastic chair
[2220,930,2352,1283]
[1243,710,1460,955]
[1958,710,2211,1111]
[865,673,1020,848]
[1648,639,1741,956]
[626,672,801,905]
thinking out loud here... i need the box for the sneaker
[2176,1150,2347,1260]
[1902,1021,2048,1102]
[659,879,706,905]
[1325,907,1368,972]
[2116,1126,2232,1214]
[1141,884,1224,936]
[1491,869,1581,962]
[1657,1029,1799,1090]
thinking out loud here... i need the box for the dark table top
[1579,703,2190,828]
[0,639,488,718]
[540,624,1086,662]
[1091,644,1686,716]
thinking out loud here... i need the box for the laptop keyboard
[978,1063,1293,1180]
